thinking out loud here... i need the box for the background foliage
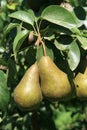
[0,0,87,130]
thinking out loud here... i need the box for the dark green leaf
[0,18,4,31]
[7,59,17,87]
[25,46,36,67]
[0,70,10,111]
[0,58,8,66]
[74,6,86,20]
[4,23,19,36]
[1,23,19,46]
[49,24,72,35]
[13,29,29,53]
[41,5,82,29]
[9,10,35,26]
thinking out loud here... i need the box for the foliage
[0,0,87,130]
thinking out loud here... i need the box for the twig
[0,65,8,70]
[35,34,47,56]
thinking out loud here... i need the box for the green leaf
[0,58,8,66]
[1,0,7,12]
[36,44,54,63]
[1,23,19,46]
[54,39,69,51]
[7,59,17,87]
[13,29,29,53]
[41,5,82,29]
[0,70,10,111]
[76,35,87,50]
[54,35,73,51]
[9,10,35,26]
[25,46,36,67]
[53,109,72,130]
[45,43,54,60]
[7,2,18,10]
[4,23,19,35]
[0,12,6,21]
[0,18,4,31]
[67,41,80,71]
[36,45,44,63]
[44,33,55,41]
[54,39,80,70]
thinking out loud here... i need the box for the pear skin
[74,67,87,99]
[38,56,73,101]
[14,62,42,111]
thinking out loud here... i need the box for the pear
[74,67,87,99]
[38,56,73,101]
[13,62,42,111]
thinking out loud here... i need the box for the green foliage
[41,5,82,29]
[0,70,10,111]
[9,10,35,26]
[0,0,87,130]
[13,29,29,53]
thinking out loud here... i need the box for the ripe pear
[13,62,42,111]
[74,67,87,99]
[38,56,73,101]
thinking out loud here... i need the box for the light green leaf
[67,41,80,70]
[54,39,69,50]
[41,5,82,29]
[0,70,10,111]
[6,2,18,10]
[54,39,80,70]
[9,10,35,26]
[1,0,7,12]
[13,29,29,53]
[76,35,87,50]
[44,34,55,41]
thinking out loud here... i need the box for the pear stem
[41,40,47,56]
[35,34,41,47]
[31,112,41,130]
[35,34,47,56]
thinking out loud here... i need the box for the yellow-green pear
[74,67,87,99]
[13,62,42,111]
[38,56,73,101]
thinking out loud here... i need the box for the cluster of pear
[13,56,87,111]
